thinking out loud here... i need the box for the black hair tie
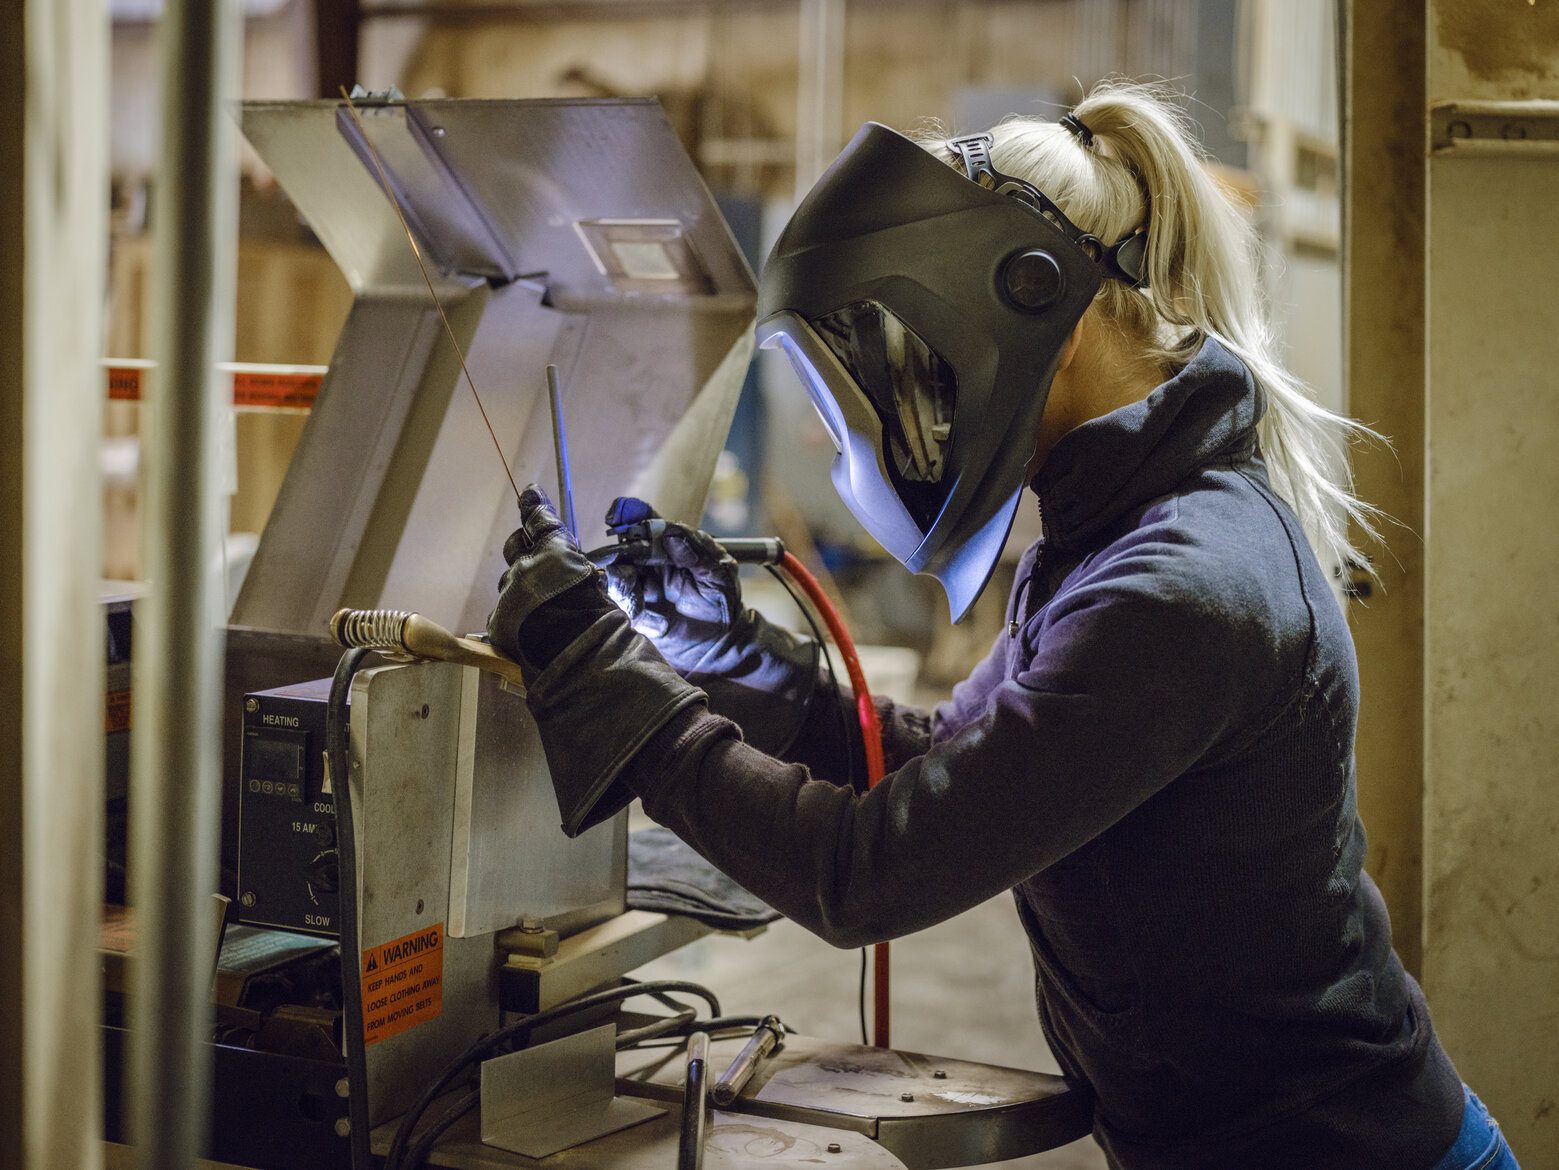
[1059,112,1095,147]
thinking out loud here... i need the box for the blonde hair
[926,80,1377,577]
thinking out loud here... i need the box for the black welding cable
[615,1007,697,1049]
[858,947,870,1046]
[761,566,868,1042]
[327,646,374,1170]
[762,563,856,790]
[618,1015,784,1054]
[385,979,723,1170]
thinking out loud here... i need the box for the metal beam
[0,1,110,1167]
[1338,0,1427,977]
[128,0,241,1166]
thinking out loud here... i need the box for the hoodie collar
[1030,335,1262,551]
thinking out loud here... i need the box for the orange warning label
[103,366,324,409]
[232,369,324,409]
[105,689,132,735]
[361,923,443,1046]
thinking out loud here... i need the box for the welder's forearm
[624,709,988,949]
[780,674,933,792]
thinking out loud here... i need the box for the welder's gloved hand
[488,485,703,837]
[599,497,820,756]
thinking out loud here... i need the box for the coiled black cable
[327,646,373,1170]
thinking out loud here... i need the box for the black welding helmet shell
[757,122,1105,622]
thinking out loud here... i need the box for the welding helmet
[757,122,1145,621]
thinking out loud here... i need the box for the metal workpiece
[347,658,632,1123]
[232,98,756,638]
[618,1033,1093,1170]
[447,667,625,940]
[349,660,477,1127]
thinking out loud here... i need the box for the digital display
[251,737,302,779]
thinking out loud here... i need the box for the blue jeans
[1432,1087,1521,1170]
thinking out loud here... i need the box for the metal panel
[233,98,756,639]
[230,294,451,632]
[448,669,626,939]
[352,659,631,1123]
[352,660,500,1127]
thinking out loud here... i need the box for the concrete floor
[631,875,1110,1170]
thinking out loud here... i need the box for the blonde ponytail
[928,80,1378,578]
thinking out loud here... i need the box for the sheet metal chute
[232,97,756,637]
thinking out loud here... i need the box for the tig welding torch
[584,518,785,569]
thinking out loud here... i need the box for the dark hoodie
[623,337,1465,1169]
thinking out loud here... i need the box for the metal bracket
[481,1024,665,1159]
[1431,100,1559,154]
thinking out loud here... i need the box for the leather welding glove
[488,485,704,837]
[598,497,819,756]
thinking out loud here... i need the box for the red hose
[777,551,891,1048]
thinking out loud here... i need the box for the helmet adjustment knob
[1002,249,1065,311]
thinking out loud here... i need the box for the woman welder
[484,82,1518,1170]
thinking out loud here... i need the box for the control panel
[235,678,339,937]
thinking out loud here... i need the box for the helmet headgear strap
[946,131,1147,289]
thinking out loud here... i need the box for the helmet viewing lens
[809,301,957,531]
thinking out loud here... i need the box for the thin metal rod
[338,88,522,506]
[129,1,239,1167]
[546,363,577,540]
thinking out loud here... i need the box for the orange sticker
[232,369,323,409]
[107,367,144,401]
[361,923,444,1046]
[105,689,132,735]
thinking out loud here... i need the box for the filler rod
[547,363,577,541]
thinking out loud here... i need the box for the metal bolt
[933,1069,947,1079]
[245,697,259,713]
[431,126,446,137]
[334,1118,351,1138]
[519,915,543,933]
[240,891,256,907]
[335,1078,350,1098]
[900,1092,915,1102]
[826,1143,841,1154]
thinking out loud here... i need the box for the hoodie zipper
[1009,495,1046,638]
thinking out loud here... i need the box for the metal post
[795,0,845,201]
[129,0,240,1167]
